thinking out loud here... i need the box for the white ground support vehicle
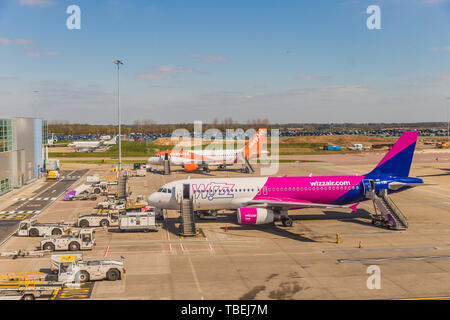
[64,181,108,201]
[51,253,125,282]
[77,211,120,228]
[96,196,122,210]
[17,219,70,237]
[97,197,148,211]
[130,169,146,177]
[50,253,83,273]
[40,229,95,252]
[119,211,162,232]
[348,143,363,150]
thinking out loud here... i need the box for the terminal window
[42,120,48,145]
[0,178,10,193]
[0,119,12,153]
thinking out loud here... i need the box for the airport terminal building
[0,117,48,195]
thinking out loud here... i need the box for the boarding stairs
[117,175,128,200]
[370,189,408,230]
[164,159,171,175]
[179,197,197,236]
[244,157,255,173]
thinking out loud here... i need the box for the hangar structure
[0,117,48,196]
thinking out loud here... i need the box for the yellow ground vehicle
[46,170,60,181]
[0,272,61,300]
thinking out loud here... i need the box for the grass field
[49,141,156,158]
[49,140,363,158]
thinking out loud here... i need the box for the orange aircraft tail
[242,128,267,159]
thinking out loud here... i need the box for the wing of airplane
[388,182,435,190]
[241,197,359,212]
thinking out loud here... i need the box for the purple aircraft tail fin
[366,131,418,178]
[64,190,76,200]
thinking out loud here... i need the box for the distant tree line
[48,119,447,135]
[48,118,271,135]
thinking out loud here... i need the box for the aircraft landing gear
[281,216,293,227]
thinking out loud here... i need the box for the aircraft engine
[184,163,198,172]
[237,207,274,225]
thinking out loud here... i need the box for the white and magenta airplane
[147,128,267,172]
[147,131,424,227]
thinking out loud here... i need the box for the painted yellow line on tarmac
[0,213,32,221]
[50,289,60,300]
[393,296,450,300]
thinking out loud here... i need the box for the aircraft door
[362,179,375,199]
[183,184,190,200]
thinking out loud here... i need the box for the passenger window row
[192,186,359,193]
[265,186,359,191]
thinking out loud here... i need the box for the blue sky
[1,0,450,124]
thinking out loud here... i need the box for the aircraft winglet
[349,203,359,213]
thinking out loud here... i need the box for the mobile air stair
[117,175,128,199]
[369,189,408,230]
[243,157,255,173]
[179,197,198,236]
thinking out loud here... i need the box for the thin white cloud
[203,90,245,98]
[0,38,14,45]
[137,66,199,79]
[0,76,20,80]
[190,53,228,63]
[25,51,60,57]
[430,45,450,52]
[422,0,450,4]
[410,73,450,87]
[0,37,33,45]
[202,85,374,106]
[339,0,359,6]
[280,85,374,97]
[19,0,57,7]
[16,38,33,45]
[297,75,333,81]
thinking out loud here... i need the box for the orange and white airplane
[147,128,267,172]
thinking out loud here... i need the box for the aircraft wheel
[106,269,120,281]
[282,217,293,227]
[100,219,110,227]
[79,220,89,228]
[52,228,62,235]
[43,242,55,251]
[69,241,80,251]
[79,271,90,282]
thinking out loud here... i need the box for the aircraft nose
[147,193,160,206]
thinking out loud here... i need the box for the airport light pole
[32,90,39,118]
[447,98,450,142]
[114,60,124,171]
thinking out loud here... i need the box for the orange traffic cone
[359,241,363,248]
